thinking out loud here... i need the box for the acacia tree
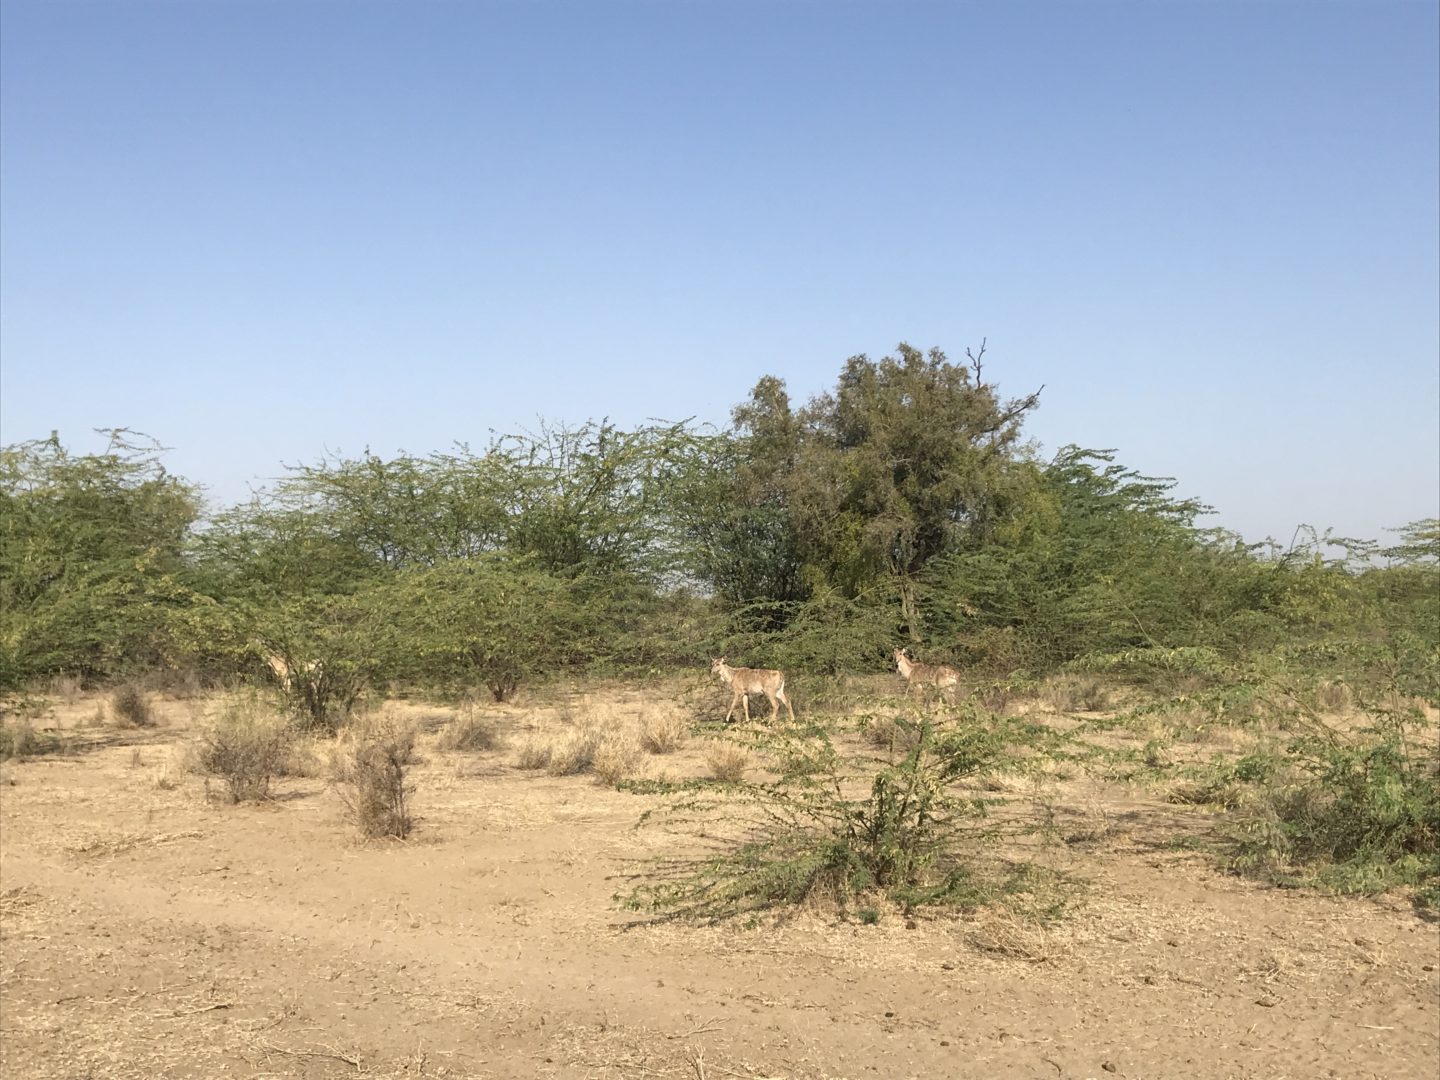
[0,431,204,685]
[381,554,592,700]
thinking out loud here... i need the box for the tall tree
[0,431,202,683]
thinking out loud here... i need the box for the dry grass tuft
[593,731,644,786]
[546,726,604,776]
[964,908,1069,963]
[0,719,62,761]
[111,683,156,727]
[47,673,83,704]
[1040,675,1110,713]
[861,715,922,753]
[1315,680,1354,714]
[437,706,504,753]
[638,706,689,754]
[705,742,751,783]
[514,734,553,771]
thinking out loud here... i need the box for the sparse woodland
[2,344,1436,913]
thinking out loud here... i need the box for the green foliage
[1230,705,1440,900]
[249,591,389,732]
[0,431,204,686]
[621,710,1038,921]
[380,554,592,699]
[686,345,1043,635]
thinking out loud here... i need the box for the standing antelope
[710,658,796,724]
[894,648,959,701]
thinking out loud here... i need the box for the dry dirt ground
[2,683,1436,1080]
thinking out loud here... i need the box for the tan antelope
[894,648,959,702]
[263,651,319,692]
[710,657,796,724]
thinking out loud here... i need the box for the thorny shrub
[332,721,415,839]
[622,710,1060,922]
[196,700,289,803]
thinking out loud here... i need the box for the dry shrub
[277,732,324,778]
[111,683,156,728]
[706,742,751,783]
[1062,798,1115,845]
[197,702,289,803]
[546,726,603,776]
[514,735,553,770]
[964,908,1067,963]
[862,715,922,754]
[47,674,83,704]
[593,732,644,786]
[1041,676,1110,714]
[639,706,689,754]
[437,707,504,752]
[332,721,415,839]
[975,684,1010,713]
[0,719,62,761]
[1315,680,1354,714]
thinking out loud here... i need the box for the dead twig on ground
[254,1039,361,1068]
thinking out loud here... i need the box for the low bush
[332,721,415,839]
[860,714,923,754]
[46,674,83,704]
[593,731,644,786]
[514,734,553,770]
[1040,676,1110,714]
[111,683,156,728]
[0,719,62,760]
[196,701,289,802]
[436,707,503,752]
[1229,704,1439,902]
[626,715,1034,921]
[705,742,751,783]
[639,707,689,754]
[546,726,603,776]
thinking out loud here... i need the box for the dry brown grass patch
[1040,675,1110,714]
[705,742,751,783]
[46,673,83,704]
[514,734,553,770]
[436,706,504,752]
[861,715,922,753]
[593,731,644,786]
[638,706,689,754]
[964,907,1070,963]
[546,726,604,776]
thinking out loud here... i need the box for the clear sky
[2,1,1437,545]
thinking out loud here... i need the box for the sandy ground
[1,685,1436,1080]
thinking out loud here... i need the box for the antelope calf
[710,658,796,724]
[894,648,960,701]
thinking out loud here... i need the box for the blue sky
[3,1,1436,545]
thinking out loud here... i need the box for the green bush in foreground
[1230,703,1439,905]
[621,710,1064,922]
